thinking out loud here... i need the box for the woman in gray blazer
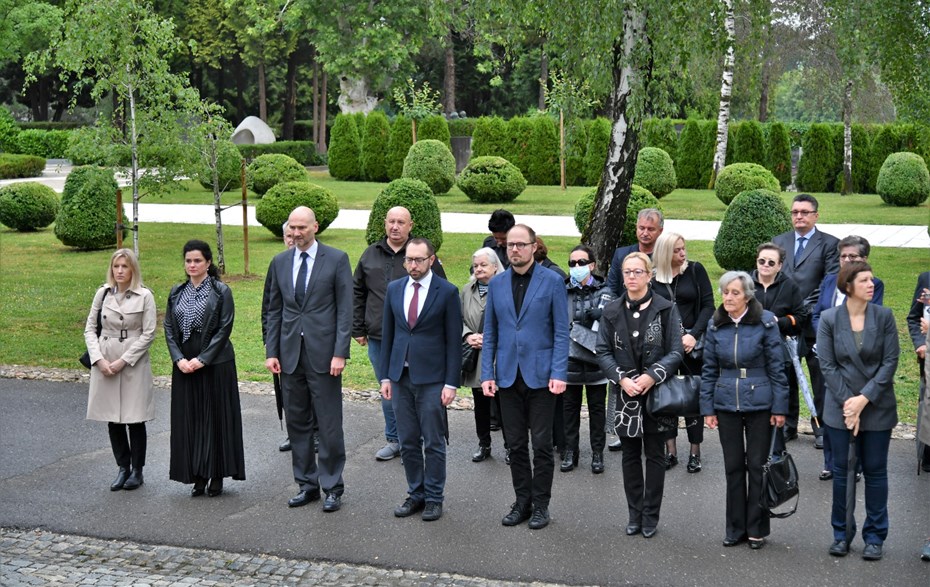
[817,261,899,562]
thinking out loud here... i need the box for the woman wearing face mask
[561,245,613,474]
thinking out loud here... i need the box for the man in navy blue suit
[380,238,462,522]
[481,224,570,530]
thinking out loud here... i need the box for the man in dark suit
[606,208,663,296]
[264,206,353,512]
[773,194,840,445]
[481,224,570,530]
[379,238,462,521]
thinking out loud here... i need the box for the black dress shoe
[560,450,577,472]
[591,452,604,474]
[207,478,223,497]
[191,477,207,497]
[723,535,746,547]
[528,506,550,530]
[472,445,492,462]
[501,502,531,526]
[748,538,765,550]
[814,435,824,450]
[110,467,130,491]
[288,489,321,508]
[394,497,425,517]
[504,448,512,466]
[279,438,291,452]
[323,492,342,512]
[665,453,678,470]
[829,539,849,557]
[862,543,882,561]
[625,524,642,536]
[122,468,143,490]
[608,438,623,452]
[642,527,657,539]
[422,501,443,521]
[783,427,798,442]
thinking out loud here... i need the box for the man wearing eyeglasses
[773,194,839,446]
[481,224,570,530]
[606,208,664,296]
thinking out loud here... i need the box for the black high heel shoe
[191,477,207,497]
[207,478,223,497]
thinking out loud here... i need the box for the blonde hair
[653,232,687,284]
[623,251,654,275]
[106,248,142,290]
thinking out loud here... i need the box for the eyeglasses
[757,258,778,267]
[790,210,816,217]
[506,242,535,250]
[839,254,862,261]
[568,259,592,267]
[404,257,430,265]
[622,269,649,277]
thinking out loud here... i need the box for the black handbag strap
[768,426,780,455]
[765,426,799,519]
[95,287,109,337]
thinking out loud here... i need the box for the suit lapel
[415,278,442,328]
[278,250,297,303]
[837,306,869,377]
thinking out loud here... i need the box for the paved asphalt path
[1,379,927,586]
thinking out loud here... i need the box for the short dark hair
[488,209,515,233]
[571,244,595,261]
[756,241,786,263]
[793,193,819,211]
[182,239,220,280]
[406,237,435,257]
[838,235,870,258]
[837,261,872,295]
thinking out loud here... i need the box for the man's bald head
[385,206,414,250]
[288,206,319,251]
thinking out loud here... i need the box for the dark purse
[569,322,599,364]
[646,372,701,417]
[686,329,705,361]
[461,340,479,374]
[79,287,109,369]
[761,427,800,518]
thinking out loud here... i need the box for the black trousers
[717,411,772,540]
[108,422,146,470]
[499,376,556,508]
[563,383,607,453]
[621,432,666,528]
[472,387,507,449]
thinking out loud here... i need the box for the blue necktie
[794,237,807,267]
[295,252,308,306]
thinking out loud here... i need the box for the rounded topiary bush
[457,156,527,203]
[876,152,930,206]
[574,184,658,246]
[386,115,413,180]
[713,188,791,271]
[634,147,677,198]
[0,182,59,231]
[574,188,597,234]
[247,154,308,197]
[360,111,390,182]
[255,181,339,237]
[55,167,125,250]
[417,115,451,147]
[198,140,244,193]
[715,162,780,205]
[366,178,443,250]
[0,153,45,179]
[402,139,456,195]
[328,113,362,180]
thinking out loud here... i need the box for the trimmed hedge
[713,188,791,271]
[448,118,476,137]
[714,162,780,206]
[247,154,309,197]
[573,184,659,246]
[198,140,244,193]
[402,139,456,195]
[796,123,833,192]
[14,129,70,158]
[505,117,534,177]
[525,116,559,185]
[766,122,792,188]
[584,118,611,186]
[0,108,21,152]
[676,119,706,189]
[255,181,340,237]
[734,120,765,165]
[366,178,443,250]
[471,116,508,158]
[876,152,930,206]
[417,115,451,147]
[386,115,413,180]
[565,117,589,186]
[0,153,45,179]
[360,111,390,182]
[457,156,527,203]
[0,182,59,231]
[633,147,677,198]
[328,114,362,180]
[55,166,125,250]
[236,141,321,165]
[641,118,678,162]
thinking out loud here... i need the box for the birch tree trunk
[212,139,226,274]
[539,44,548,112]
[320,72,328,153]
[127,77,140,256]
[709,0,735,189]
[841,79,853,195]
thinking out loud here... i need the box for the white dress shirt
[292,240,319,291]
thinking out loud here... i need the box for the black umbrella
[273,373,284,429]
[845,431,858,545]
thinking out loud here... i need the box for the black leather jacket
[566,275,612,384]
[165,278,235,366]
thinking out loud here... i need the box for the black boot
[591,452,605,474]
[560,450,578,472]
[122,467,143,490]
[110,467,129,491]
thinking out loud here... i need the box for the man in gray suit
[264,206,353,512]
[773,194,840,445]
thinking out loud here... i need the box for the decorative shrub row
[0,182,59,231]
[0,154,46,179]
[13,129,71,159]
[236,141,322,166]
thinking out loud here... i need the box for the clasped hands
[619,374,655,397]
[95,358,126,377]
[843,395,869,435]
[265,356,345,377]
[380,381,457,406]
[176,357,204,374]
[481,379,566,397]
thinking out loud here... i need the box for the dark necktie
[407,282,421,329]
[295,251,309,306]
[794,237,807,267]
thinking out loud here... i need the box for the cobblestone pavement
[1,528,572,587]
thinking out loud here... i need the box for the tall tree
[709,0,736,189]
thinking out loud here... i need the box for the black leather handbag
[646,373,701,417]
[761,427,800,518]
[569,322,599,364]
[461,340,479,374]
[79,287,108,369]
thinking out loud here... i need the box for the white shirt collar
[408,270,433,290]
[294,240,318,262]
[795,226,817,240]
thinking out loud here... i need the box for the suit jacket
[481,263,570,389]
[772,228,840,308]
[264,241,353,375]
[906,271,930,351]
[380,273,462,388]
[811,273,884,333]
[606,243,641,296]
[816,303,899,432]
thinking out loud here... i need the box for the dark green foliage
[0,182,59,231]
[833,125,872,194]
[725,123,737,167]
[676,119,707,189]
[796,123,833,192]
[868,126,900,193]
[470,116,508,158]
[236,141,321,165]
[573,184,659,246]
[827,124,845,192]
[13,129,71,158]
[633,147,677,198]
[328,114,362,180]
[766,122,792,188]
[386,116,413,180]
[247,154,309,197]
[574,188,597,233]
[457,156,527,203]
[55,167,125,250]
[876,152,930,206]
[565,118,589,186]
[255,182,340,236]
[197,140,244,193]
[713,189,792,271]
[0,107,20,152]
[448,119,476,137]
[525,116,559,185]
[641,118,678,162]
[17,121,82,130]
[505,117,534,176]
[584,118,611,186]
[0,154,45,179]
[360,111,390,182]
[417,115,451,147]
[366,178,443,250]
[734,120,765,165]
[700,120,719,187]
[715,163,780,205]
[402,139,456,195]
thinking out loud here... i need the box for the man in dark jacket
[481,209,515,269]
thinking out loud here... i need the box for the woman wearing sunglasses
[751,242,808,456]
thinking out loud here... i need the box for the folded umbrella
[785,336,819,428]
[845,431,858,545]
[273,372,284,430]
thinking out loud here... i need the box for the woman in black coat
[596,253,683,538]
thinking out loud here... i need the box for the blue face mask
[570,266,590,283]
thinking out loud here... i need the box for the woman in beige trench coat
[84,249,157,491]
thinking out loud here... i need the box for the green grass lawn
[150,172,930,226]
[0,222,923,422]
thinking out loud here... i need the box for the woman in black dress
[165,240,245,497]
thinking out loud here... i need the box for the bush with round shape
[471,116,507,158]
[255,181,340,237]
[0,153,45,179]
[197,140,244,193]
[525,116,559,185]
[0,182,59,231]
[676,119,706,189]
[633,147,677,198]
[457,156,527,203]
[327,114,362,180]
[713,188,791,271]
[583,118,611,186]
[867,125,899,193]
[766,122,792,188]
[715,162,780,206]
[247,154,308,197]
[360,111,390,182]
[876,152,930,206]
[734,120,765,165]
[386,115,412,180]
[417,115,451,147]
[796,123,833,192]
[365,178,443,250]
[574,184,658,246]
[402,139,456,195]
[55,167,125,250]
